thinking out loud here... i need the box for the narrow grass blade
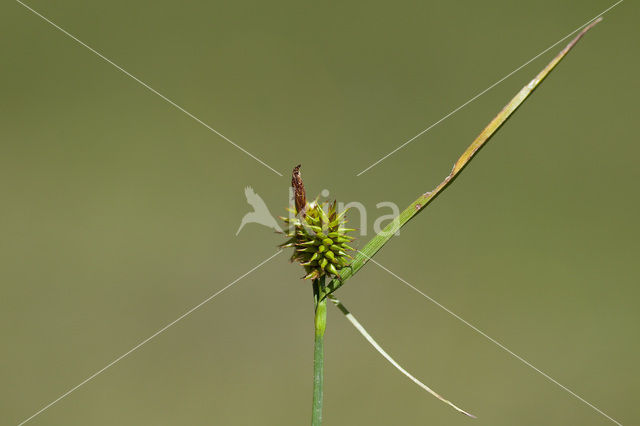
[328,295,476,418]
[322,18,602,298]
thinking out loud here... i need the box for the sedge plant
[280,19,602,425]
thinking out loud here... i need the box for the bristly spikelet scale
[280,165,355,281]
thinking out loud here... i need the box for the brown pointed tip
[292,164,302,180]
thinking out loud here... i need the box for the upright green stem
[312,277,327,426]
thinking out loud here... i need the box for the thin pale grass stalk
[328,294,476,418]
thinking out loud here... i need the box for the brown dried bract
[291,164,306,214]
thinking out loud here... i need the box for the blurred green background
[1,0,638,425]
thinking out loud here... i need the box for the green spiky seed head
[280,165,355,281]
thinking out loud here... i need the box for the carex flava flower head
[280,165,355,281]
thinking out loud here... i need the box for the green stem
[312,277,327,426]
[321,18,601,299]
